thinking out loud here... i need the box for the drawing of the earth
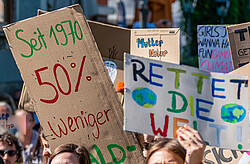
[132,88,157,108]
[221,104,246,123]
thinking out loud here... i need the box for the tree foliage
[181,0,250,67]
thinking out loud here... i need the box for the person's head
[0,102,13,115]
[0,132,22,164]
[40,132,52,163]
[49,143,90,164]
[15,109,35,135]
[145,138,186,164]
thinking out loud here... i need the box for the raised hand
[177,125,206,164]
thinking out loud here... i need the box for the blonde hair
[145,138,186,164]
[49,143,90,164]
[0,102,13,114]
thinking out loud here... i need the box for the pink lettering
[200,60,207,70]
[212,49,231,59]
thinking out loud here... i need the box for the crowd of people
[0,100,207,164]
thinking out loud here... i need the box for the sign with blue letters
[124,53,250,150]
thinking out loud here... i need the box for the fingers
[178,128,197,144]
[177,128,198,149]
[177,134,191,150]
[177,125,206,164]
[177,125,206,150]
[184,124,203,141]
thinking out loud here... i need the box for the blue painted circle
[221,104,246,123]
[132,88,157,108]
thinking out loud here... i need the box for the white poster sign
[198,25,233,73]
[124,53,249,150]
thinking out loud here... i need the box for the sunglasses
[0,150,17,156]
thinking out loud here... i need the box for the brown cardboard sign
[203,146,245,164]
[88,21,180,63]
[88,21,129,101]
[88,21,180,102]
[227,22,250,69]
[130,28,180,63]
[4,5,144,163]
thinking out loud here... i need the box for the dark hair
[49,143,91,164]
[39,128,50,164]
[0,131,22,160]
[0,156,3,163]
[145,138,186,164]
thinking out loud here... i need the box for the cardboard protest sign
[203,146,245,164]
[130,28,180,63]
[4,5,144,163]
[0,114,15,131]
[124,53,250,150]
[227,22,250,69]
[0,113,26,134]
[88,21,180,102]
[198,25,233,73]
[0,101,16,131]
[0,103,25,133]
[88,21,129,101]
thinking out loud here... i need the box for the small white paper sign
[198,25,233,73]
[124,53,249,150]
